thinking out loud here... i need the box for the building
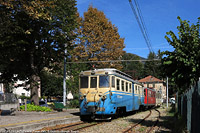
[13,79,41,97]
[138,75,166,100]
[0,83,4,93]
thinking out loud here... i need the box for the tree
[122,53,144,79]
[40,71,63,97]
[75,6,125,69]
[162,17,200,92]
[142,51,161,79]
[0,0,79,105]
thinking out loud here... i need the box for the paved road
[0,109,80,132]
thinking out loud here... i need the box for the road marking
[0,116,72,127]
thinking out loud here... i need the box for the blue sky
[76,0,200,58]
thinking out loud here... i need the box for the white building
[13,80,31,97]
[13,79,41,97]
[0,83,4,93]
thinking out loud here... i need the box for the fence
[0,93,18,104]
[177,79,200,133]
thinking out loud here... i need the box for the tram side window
[126,82,128,92]
[129,83,132,92]
[99,76,110,88]
[112,76,115,88]
[80,76,88,88]
[135,86,137,94]
[122,81,124,91]
[90,77,97,88]
[117,79,120,90]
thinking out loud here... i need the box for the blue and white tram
[79,68,144,121]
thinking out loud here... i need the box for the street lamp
[63,44,67,106]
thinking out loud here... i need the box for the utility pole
[63,44,67,106]
[166,77,168,108]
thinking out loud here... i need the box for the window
[80,76,88,88]
[122,81,124,91]
[135,86,137,93]
[117,79,120,90]
[138,87,140,94]
[112,76,115,88]
[129,83,132,92]
[99,76,110,88]
[126,82,128,92]
[90,77,97,88]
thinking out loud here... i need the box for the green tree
[40,71,63,97]
[75,6,125,69]
[142,51,161,78]
[0,0,79,105]
[122,53,144,79]
[162,17,200,92]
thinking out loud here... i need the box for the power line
[66,59,160,64]
[133,0,153,52]
[128,0,154,53]
[124,46,173,50]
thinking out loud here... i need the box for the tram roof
[80,68,142,85]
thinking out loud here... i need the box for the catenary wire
[66,59,161,64]
[128,0,154,53]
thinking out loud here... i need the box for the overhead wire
[133,0,153,52]
[66,59,161,64]
[128,0,154,53]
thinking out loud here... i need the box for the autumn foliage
[75,6,125,69]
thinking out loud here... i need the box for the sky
[76,0,200,58]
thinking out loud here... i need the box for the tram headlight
[102,95,107,101]
[80,96,84,100]
[80,94,86,100]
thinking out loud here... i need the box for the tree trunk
[30,51,40,105]
[30,74,40,105]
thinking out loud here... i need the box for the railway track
[36,121,104,132]
[122,110,152,133]
[36,108,161,133]
[146,109,160,133]
[122,108,160,133]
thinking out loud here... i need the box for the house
[0,80,41,98]
[138,75,166,100]
[13,79,41,98]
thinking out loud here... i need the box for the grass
[138,126,146,132]
[162,105,187,132]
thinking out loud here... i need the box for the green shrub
[20,104,52,112]
[69,99,79,108]
[19,95,30,100]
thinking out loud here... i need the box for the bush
[69,99,79,108]
[68,94,79,108]
[20,103,52,112]
[19,95,30,100]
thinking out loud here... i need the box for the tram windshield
[90,77,97,88]
[80,76,88,88]
[99,75,110,88]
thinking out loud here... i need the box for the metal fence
[0,93,18,104]
[178,79,200,133]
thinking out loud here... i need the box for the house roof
[138,75,163,83]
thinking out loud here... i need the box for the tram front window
[90,77,97,88]
[80,76,88,88]
[99,76,110,88]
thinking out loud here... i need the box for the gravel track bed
[80,107,171,133]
